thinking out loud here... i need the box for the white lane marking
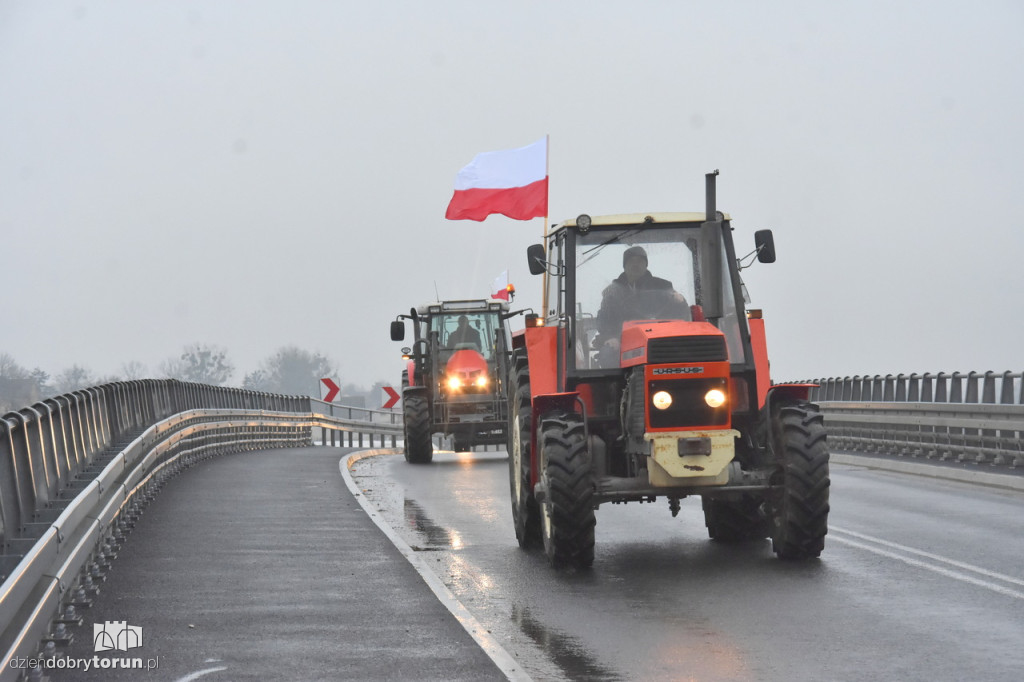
[340,449,533,682]
[831,525,1024,587]
[173,667,228,682]
[829,530,1024,600]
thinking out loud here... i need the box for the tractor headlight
[704,389,726,408]
[652,390,673,410]
[446,376,462,391]
[475,375,488,388]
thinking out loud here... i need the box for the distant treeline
[0,345,382,414]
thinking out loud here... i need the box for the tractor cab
[524,205,777,443]
[431,309,498,392]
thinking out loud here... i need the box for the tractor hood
[619,320,729,368]
[443,348,492,393]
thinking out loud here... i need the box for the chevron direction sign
[320,378,340,402]
[381,386,400,409]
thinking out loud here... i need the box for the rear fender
[523,326,559,397]
[748,316,770,408]
[765,383,816,407]
[403,385,428,400]
[762,383,818,451]
[530,392,583,490]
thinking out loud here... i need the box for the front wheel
[767,400,829,559]
[539,411,595,569]
[508,350,541,548]
[403,393,433,464]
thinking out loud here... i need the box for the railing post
[950,372,964,403]
[966,371,980,404]
[920,373,933,402]
[935,372,948,403]
[838,376,850,401]
[982,371,997,404]
[871,375,884,402]
[1000,371,1015,405]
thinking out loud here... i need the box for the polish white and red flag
[445,137,548,221]
[491,270,511,300]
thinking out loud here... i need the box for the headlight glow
[475,375,488,388]
[652,390,673,410]
[447,376,462,390]
[704,389,726,408]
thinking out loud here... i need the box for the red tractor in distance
[391,299,513,463]
[508,171,829,568]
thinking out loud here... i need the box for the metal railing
[0,379,401,680]
[800,371,1024,469]
[808,371,1023,405]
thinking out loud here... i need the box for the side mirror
[390,320,406,341]
[526,243,546,275]
[754,229,776,263]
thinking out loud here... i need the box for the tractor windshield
[573,225,744,368]
[430,311,500,360]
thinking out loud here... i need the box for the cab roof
[552,211,731,229]
[414,299,509,316]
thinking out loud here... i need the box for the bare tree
[243,346,335,397]
[120,361,149,380]
[51,365,96,395]
[161,343,234,385]
[0,353,41,412]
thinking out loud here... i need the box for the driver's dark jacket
[596,270,675,344]
[448,326,482,349]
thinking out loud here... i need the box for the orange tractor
[508,171,829,568]
[391,299,512,463]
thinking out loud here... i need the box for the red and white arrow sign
[381,386,400,409]
[321,378,340,402]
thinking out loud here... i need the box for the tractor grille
[648,335,727,364]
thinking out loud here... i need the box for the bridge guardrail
[0,379,400,681]
[801,371,1024,470]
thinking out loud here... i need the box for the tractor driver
[447,315,483,350]
[594,245,690,367]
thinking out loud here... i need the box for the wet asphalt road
[354,450,1024,682]
[39,445,1024,681]
[49,446,507,682]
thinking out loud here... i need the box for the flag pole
[541,134,550,320]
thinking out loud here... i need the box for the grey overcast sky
[2,1,1023,390]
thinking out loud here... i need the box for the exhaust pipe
[705,169,719,221]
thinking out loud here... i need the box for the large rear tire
[508,350,541,548]
[539,411,595,569]
[403,393,433,464]
[768,400,829,559]
[702,495,769,542]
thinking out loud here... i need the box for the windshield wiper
[578,228,643,267]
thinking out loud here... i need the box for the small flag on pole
[445,138,548,222]
[491,271,511,301]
